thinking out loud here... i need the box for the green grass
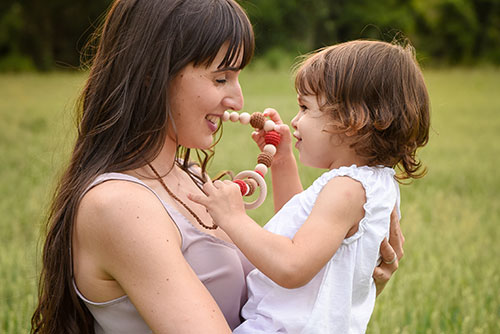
[1,67,499,333]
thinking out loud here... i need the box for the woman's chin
[181,138,214,150]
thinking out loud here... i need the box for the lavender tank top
[73,173,254,333]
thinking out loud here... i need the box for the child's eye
[215,78,227,84]
[299,105,308,112]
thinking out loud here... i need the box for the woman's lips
[205,114,221,132]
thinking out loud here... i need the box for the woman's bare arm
[75,181,231,333]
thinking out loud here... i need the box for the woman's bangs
[217,3,254,69]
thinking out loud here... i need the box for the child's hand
[188,180,246,229]
[251,108,294,165]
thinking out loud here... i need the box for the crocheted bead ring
[221,111,281,209]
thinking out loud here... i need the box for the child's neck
[327,155,369,171]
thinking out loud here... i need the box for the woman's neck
[133,137,179,178]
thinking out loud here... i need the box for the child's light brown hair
[295,40,430,180]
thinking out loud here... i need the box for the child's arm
[252,108,303,212]
[189,176,365,289]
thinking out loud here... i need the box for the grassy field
[1,66,499,333]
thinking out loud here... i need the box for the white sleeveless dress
[234,165,400,334]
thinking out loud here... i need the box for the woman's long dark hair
[31,0,254,333]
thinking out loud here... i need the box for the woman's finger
[389,209,404,260]
[380,238,398,270]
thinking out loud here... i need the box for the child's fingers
[187,192,208,207]
[262,108,283,124]
[274,124,291,136]
[251,130,266,150]
[274,124,293,144]
[201,178,218,195]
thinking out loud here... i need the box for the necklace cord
[148,163,218,230]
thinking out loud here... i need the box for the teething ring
[234,170,267,210]
[222,110,281,210]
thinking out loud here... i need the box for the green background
[1,66,499,332]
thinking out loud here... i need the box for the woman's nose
[224,83,244,111]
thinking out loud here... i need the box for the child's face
[292,95,356,169]
[291,94,346,169]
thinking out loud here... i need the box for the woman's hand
[251,108,294,165]
[374,208,405,296]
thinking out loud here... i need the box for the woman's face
[168,45,244,149]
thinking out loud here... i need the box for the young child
[190,40,430,333]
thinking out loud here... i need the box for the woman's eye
[299,105,307,112]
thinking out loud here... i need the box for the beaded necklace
[221,111,281,210]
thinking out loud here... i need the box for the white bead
[239,112,251,125]
[263,144,277,156]
[222,111,230,122]
[263,120,276,132]
[255,163,268,176]
[230,111,240,122]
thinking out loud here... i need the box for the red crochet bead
[234,179,248,196]
[254,169,265,178]
[264,130,281,146]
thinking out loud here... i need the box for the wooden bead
[222,111,230,122]
[263,119,276,132]
[255,163,268,176]
[239,112,251,125]
[263,144,277,156]
[250,112,266,130]
[230,111,240,122]
[257,151,273,167]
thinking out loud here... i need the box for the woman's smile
[206,114,223,132]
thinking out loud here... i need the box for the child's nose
[291,113,300,130]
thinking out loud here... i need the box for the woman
[31,0,403,333]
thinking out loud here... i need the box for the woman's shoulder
[77,177,181,244]
[81,178,154,213]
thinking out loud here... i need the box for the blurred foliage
[0,0,499,71]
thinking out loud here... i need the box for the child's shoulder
[318,164,395,185]
[316,165,397,207]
